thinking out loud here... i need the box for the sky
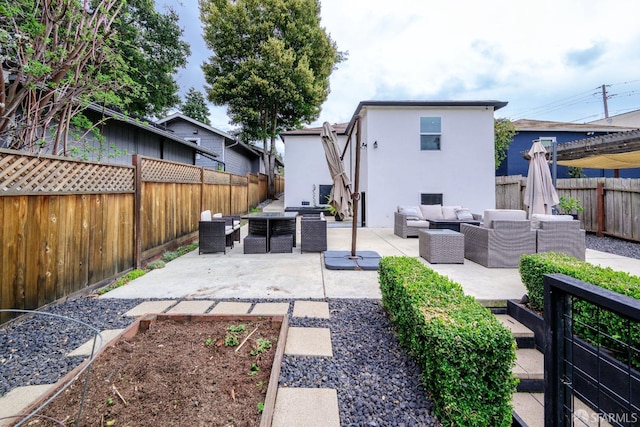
[156,0,640,139]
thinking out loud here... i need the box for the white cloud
[167,0,640,131]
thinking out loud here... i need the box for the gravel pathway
[1,234,638,425]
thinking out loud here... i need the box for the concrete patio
[102,197,640,307]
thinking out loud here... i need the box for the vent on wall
[421,193,443,205]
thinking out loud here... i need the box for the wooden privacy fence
[496,175,640,242]
[0,149,279,322]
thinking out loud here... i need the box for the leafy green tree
[494,118,517,170]
[200,0,344,197]
[114,0,190,117]
[182,87,211,125]
[0,0,189,155]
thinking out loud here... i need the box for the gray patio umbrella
[523,140,560,218]
[321,122,352,219]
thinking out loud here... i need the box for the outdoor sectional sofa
[460,209,537,268]
[394,204,480,238]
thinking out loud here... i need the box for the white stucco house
[281,100,507,228]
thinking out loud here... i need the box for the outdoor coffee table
[428,218,480,232]
[419,229,464,264]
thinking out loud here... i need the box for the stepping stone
[0,384,55,427]
[285,327,332,357]
[293,301,330,319]
[67,329,125,357]
[251,302,289,316]
[166,300,214,314]
[123,300,176,317]
[210,301,252,314]
[272,388,340,427]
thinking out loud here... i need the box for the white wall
[284,132,351,208]
[361,105,497,227]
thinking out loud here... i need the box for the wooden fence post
[133,154,143,269]
[597,182,605,237]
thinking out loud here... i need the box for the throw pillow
[419,204,444,220]
[442,205,462,220]
[398,206,423,220]
[455,208,474,220]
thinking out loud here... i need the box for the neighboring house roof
[86,104,219,158]
[512,118,634,132]
[156,112,236,141]
[346,100,509,134]
[557,128,640,169]
[589,108,640,127]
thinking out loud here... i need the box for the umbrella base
[323,250,381,271]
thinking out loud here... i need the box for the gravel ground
[1,234,638,425]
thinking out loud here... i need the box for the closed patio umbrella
[524,140,560,217]
[321,122,352,219]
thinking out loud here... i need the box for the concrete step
[513,392,544,427]
[495,314,536,349]
[514,347,544,392]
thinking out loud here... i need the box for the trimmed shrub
[379,256,517,427]
[519,252,640,369]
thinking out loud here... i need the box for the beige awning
[557,149,640,169]
[556,129,640,169]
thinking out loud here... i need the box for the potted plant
[557,196,583,219]
[325,195,343,221]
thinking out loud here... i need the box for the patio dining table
[241,211,298,252]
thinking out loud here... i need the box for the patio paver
[0,384,55,427]
[292,300,330,319]
[210,301,252,314]
[250,302,290,316]
[67,329,125,357]
[166,300,214,314]
[123,300,176,317]
[272,388,340,427]
[284,327,333,357]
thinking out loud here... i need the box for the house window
[420,117,441,150]
[421,193,443,205]
[319,184,332,205]
[185,137,201,159]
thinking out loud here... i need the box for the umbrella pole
[351,116,362,258]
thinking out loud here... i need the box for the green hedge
[379,256,517,427]
[519,252,640,369]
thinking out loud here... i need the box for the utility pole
[601,84,609,118]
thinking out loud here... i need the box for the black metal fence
[544,274,640,426]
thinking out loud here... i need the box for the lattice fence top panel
[230,174,248,186]
[203,168,231,185]
[1,149,135,195]
[141,158,201,183]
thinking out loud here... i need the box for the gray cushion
[482,209,526,228]
[398,205,423,220]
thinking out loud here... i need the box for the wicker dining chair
[301,217,327,252]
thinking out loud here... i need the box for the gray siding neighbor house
[1,103,220,166]
[156,113,267,175]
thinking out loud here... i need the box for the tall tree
[182,87,211,125]
[494,118,517,170]
[114,0,191,117]
[0,0,189,154]
[200,0,344,197]
[0,0,128,152]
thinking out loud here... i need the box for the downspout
[224,137,240,165]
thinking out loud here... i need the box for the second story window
[420,117,441,150]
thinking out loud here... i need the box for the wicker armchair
[198,219,227,254]
[301,217,327,252]
[536,219,586,260]
[461,220,537,268]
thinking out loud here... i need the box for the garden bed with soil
[20,313,287,427]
